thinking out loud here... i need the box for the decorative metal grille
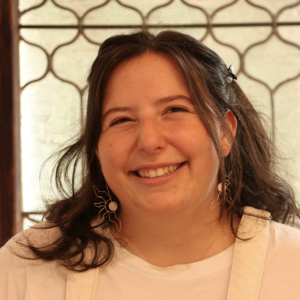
[18,0,300,228]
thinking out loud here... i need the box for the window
[1,0,300,239]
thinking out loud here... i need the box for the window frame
[0,0,22,246]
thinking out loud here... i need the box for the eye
[167,107,189,113]
[110,117,131,126]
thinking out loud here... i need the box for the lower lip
[130,163,186,186]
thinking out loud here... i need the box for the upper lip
[131,162,185,172]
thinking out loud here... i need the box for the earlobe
[221,109,237,157]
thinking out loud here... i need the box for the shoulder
[265,220,300,274]
[259,221,300,298]
[0,221,63,271]
[0,223,67,300]
[241,207,300,262]
[268,221,300,252]
[242,207,300,249]
[3,221,62,258]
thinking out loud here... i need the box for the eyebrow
[101,94,193,123]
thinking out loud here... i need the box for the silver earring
[93,185,121,232]
[211,171,234,210]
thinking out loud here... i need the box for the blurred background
[0,0,300,245]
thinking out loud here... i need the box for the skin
[96,51,238,267]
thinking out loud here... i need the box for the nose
[137,118,167,154]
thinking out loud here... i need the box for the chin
[136,195,188,215]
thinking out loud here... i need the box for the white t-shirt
[2,210,300,300]
[96,238,235,300]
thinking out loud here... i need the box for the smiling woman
[96,51,230,264]
[1,30,300,300]
[97,52,223,223]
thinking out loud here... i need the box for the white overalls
[66,207,271,300]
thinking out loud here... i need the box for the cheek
[97,135,129,177]
[171,121,214,156]
[175,122,219,176]
[98,143,117,170]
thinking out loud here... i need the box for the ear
[221,109,237,157]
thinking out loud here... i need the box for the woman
[1,30,300,300]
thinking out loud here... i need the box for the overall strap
[226,206,271,300]
[66,267,99,300]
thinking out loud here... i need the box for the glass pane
[19,0,44,12]
[249,0,299,15]
[20,0,78,25]
[277,26,300,47]
[237,73,272,121]
[83,0,142,25]
[21,73,81,212]
[202,35,240,71]
[55,0,107,17]
[245,35,300,88]
[23,215,43,229]
[52,35,99,89]
[82,87,89,123]
[84,28,133,45]
[21,29,78,54]
[278,4,300,60]
[213,1,271,23]
[278,4,300,22]
[19,40,47,87]
[184,0,234,15]
[212,27,272,53]
[274,78,300,200]
[154,28,207,40]
[120,0,170,17]
[147,0,207,25]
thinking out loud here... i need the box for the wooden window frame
[0,0,22,246]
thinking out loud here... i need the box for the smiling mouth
[134,162,185,178]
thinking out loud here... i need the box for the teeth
[137,163,182,178]
[156,168,165,176]
[149,170,156,178]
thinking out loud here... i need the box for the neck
[109,203,238,267]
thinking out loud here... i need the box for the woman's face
[96,51,220,217]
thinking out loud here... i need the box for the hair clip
[226,65,237,83]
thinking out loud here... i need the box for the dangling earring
[211,171,234,210]
[93,185,121,232]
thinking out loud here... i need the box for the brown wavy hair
[22,30,298,271]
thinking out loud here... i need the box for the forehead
[102,51,192,111]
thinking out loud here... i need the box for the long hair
[23,30,298,271]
